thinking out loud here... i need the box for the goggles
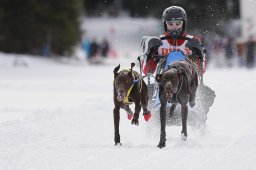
[166,20,183,25]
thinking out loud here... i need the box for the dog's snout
[117,88,126,102]
[166,85,172,91]
[118,89,123,94]
[118,89,126,96]
[165,82,173,92]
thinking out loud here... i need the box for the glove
[185,39,203,59]
[141,36,163,56]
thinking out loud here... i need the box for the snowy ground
[0,53,256,170]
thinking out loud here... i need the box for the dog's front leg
[169,104,176,117]
[121,104,133,120]
[113,105,121,145]
[140,87,151,121]
[158,100,167,148]
[131,101,141,126]
[181,104,188,141]
[121,104,132,114]
[189,70,198,108]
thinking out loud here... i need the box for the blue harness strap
[164,51,186,70]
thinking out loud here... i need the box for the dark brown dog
[155,61,198,148]
[113,63,151,145]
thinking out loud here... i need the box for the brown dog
[113,63,151,145]
[155,61,198,148]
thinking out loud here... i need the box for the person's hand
[141,36,163,56]
[185,39,203,59]
[185,38,201,50]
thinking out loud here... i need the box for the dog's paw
[127,113,133,120]
[131,119,139,126]
[189,101,195,107]
[115,142,122,146]
[189,98,195,107]
[181,133,187,141]
[157,141,166,149]
[143,111,151,121]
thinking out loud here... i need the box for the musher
[141,6,207,77]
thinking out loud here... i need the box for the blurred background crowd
[0,0,255,68]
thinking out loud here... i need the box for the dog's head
[156,69,184,100]
[113,63,135,102]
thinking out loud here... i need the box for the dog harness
[121,69,143,105]
[123,80,137,104]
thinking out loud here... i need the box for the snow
[0,52,255,170]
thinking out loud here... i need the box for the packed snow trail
[0,54,255,170]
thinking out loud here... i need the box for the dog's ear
[131,62,135,70]
[113,64,120,77]
[156,74,163,82]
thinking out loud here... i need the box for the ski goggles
[166,20,183,25]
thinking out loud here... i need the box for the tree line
[0,0,239,56]
[0,0,83,56]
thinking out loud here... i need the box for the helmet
[162,6,187,35]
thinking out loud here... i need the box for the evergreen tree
[0,0,83,56]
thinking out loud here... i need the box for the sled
[138,35,215,129]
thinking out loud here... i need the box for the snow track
[0,54,255,169]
